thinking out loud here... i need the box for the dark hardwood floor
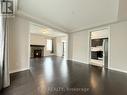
[1,56,127,95]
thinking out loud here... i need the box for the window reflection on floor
[60,60,69,82]
[43,57,54,82]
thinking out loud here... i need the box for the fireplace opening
[30,45,45,58]
[34,49,42,58]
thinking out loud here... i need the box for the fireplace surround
[30,45,45,58]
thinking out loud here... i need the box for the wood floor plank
[1,56,127,95]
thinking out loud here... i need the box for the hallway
[1,56,127,95]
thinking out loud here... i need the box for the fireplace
[30,45,45,58]
[34,49,42,58]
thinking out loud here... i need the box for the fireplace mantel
[30,45,45,47]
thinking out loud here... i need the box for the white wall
[68,31,89,63]
[30,34,53,56]
[7,18,14,73]
[8,16,127,74]
[118,0,127,21]
[8,16,67,73]
[55,37,63,57]
[30,34,47,45]
[8,16,30,73]
[68,28,110,64]
[110,21,127,72]
[68,20,127,72]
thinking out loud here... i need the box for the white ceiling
[30,23,67,37]
[18,0,119,33]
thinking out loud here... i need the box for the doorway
[29,23,68,61]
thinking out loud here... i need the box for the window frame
[46,39,52,51]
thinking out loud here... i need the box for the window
[47,39,52,51]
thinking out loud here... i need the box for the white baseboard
[109,67,127,74]
[9,68,30,74]
[67,59,87,64]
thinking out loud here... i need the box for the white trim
[69,22,113,33]
[109,67,127,74]
[16,11,68,33]
[87,31,91,64]
[16,11,127,34]
[69,19,127,33]
[27,23,31,73]
[87,26,110,33]
[87,26,111,68]
[9,68,30,74]
[66,35,69,60]
[70,59,88,64]
[108,27,111,68]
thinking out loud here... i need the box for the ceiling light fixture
[41,28,49,34]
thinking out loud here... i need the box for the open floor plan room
[0,0,127,95]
